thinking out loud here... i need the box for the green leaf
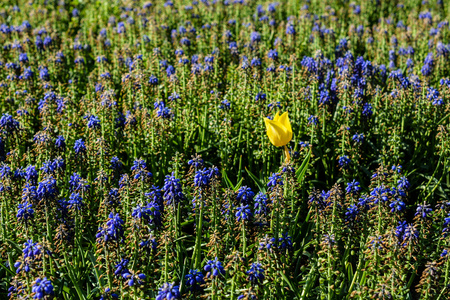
[222,169,236,190]
[87,251,103,287]
[7,239,22,252]
[222,169,243,191]
[280,271,301,298]
[296,149,311,184]
[346,262,354,282]
[245,167,267,193]
[234,177,244,191]
[62,252,88,300]
[0,261,14,275]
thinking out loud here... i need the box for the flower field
[1,0,450,299]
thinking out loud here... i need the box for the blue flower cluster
[185,269,205,291]
[32,277,54,299]
[163,172,185,206]
[156,282,180,300]
[96,212,125,244]
[246,263,265,285]
[204,257,226,278]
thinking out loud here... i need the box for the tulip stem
[284,146,290,163]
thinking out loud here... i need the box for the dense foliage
[0,0,450,299]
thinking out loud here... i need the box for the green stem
[241,223,246,257]
[45,206,54,275]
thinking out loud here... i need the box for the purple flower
[185,269,205,291]
[32,277,54,299]
[236,186,255,205]
[72,8,80,17]
[131,159,152,180]
[74,139,86,155]
[395,221,418,246]
[345,180,361,194]
[307,115,318,126]
[277,233,293,250]
[251,57,261,67]
[0,113,20,133]
[352,133,364,143]
[156,283,180,300]
[345,204,359,223]
[132,202,161,227]
[268,49,278,60]
[154,101,173,119]
[397,176,410,190]
[236,204,252,222]
[87,115,101,129]
[163,172,185,206]
[96,212,125,244]
[389,198,405,213]
[204,257,225,278]
[193,167,219,188]
[55,135,66,150]
[338,155,351,169]
[68,192,84,210]
[246,263,265,285]
[254,192,269,216]
[38,66,50,81]
[69,172,89,192]
[255,92,266,101]
[17,201,34,223]
[220,99,231,110]
[0,164,11,179]
[149,75,159,85]
[114,258,129,277]
[250,31,261,43]
[36,176,58,202]
[267,173,283,188]
[415,203,432,219]
[286,24,295,35]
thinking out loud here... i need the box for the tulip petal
[278,112,291,132]
[273,111,280,122]
[264,118,288,147]
[278,112,293,141]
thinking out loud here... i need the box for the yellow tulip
[264,112,292,162]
